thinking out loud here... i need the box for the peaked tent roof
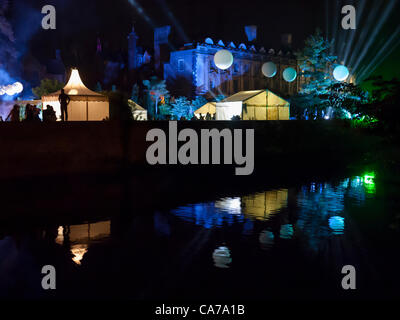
[222,90,265,102]
[42,69,108,102]
[194,102,216,114]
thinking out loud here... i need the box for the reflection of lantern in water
[328,216,345,235]
[71,244,88,265]
[280,224,294,239]
[212,246,232,268]
[259,230,274,249]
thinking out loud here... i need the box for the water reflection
[172,174,374,254]
[56,220,111,265]
[212,246,232,269]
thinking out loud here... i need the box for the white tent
[128,99,148,120]
[42,69,109,121]
[216,90,290,120]
[194,102,216,118]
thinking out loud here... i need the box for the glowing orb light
[262,62,277,78]
[5,85,16,96]
[0,87,5,95]
[214,49,233,70]
[283,67,297,82]
[333,65,349,81]
[328,216,345,235]
[13,82,23,94]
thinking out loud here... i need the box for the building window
[178,59,184,72]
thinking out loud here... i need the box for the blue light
[333,65,349,81]
[328,216,345,235]
[282,67,297,82]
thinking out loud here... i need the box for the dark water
[1,169,400,300]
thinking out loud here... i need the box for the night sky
[5,0,400,82]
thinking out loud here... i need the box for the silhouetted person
[0,116,3,122]
[5,104,20,122]
[43,105,57,122]
[191,115,197,121]
[58,89,70,121]
[32,105,41,122]
[24,104,35,122]
[206,112,212,120]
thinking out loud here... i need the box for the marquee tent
[194,102,216,118]
[128,99,148,120]
[42,69,109,121]
[215,90,290,120]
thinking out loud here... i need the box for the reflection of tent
[128,99,147,120]
[215,90,290,120]
[194,102,216,118]
[241,189,288,220]
[42,69,109,121]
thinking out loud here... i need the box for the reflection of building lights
[71,244,88,265]
[259,230,274,249]
[328,216,345,235]
[212,246,232,268]
[280,224,294,239]
[215,197,241,214]
[55,226,64,245]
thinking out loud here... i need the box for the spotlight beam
[356,26,400,82]
[352,0,398,74]
[128,0,155,28]
[343,0,366,64]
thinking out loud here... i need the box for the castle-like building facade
[163,28,303,99]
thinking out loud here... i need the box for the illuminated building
[163,27,301,98]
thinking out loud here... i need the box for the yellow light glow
[55,226,64,245]
[71,244,88,265]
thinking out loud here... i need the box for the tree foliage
[293,29,338,118]
[143,76,169,118]
[170,96,193,119]
[32,78,64,98]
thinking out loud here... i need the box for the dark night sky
[6,0,400,83]
[15,0,325,60]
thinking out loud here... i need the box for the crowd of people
[1,104,57,122]
[1,89,69,123]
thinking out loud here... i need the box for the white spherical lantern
[333,65,349,81]
[13,82,23,94]
[5,84,16,96]
[283,67,297,82]
[214,49,233,70]
[262,62,277,78]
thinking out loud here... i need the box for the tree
[191,96,207,109]
[32,78,64,98]
[322,82,369,119]
[171,96,192,119]
[143,76,169,119]
[294,29,338,119]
